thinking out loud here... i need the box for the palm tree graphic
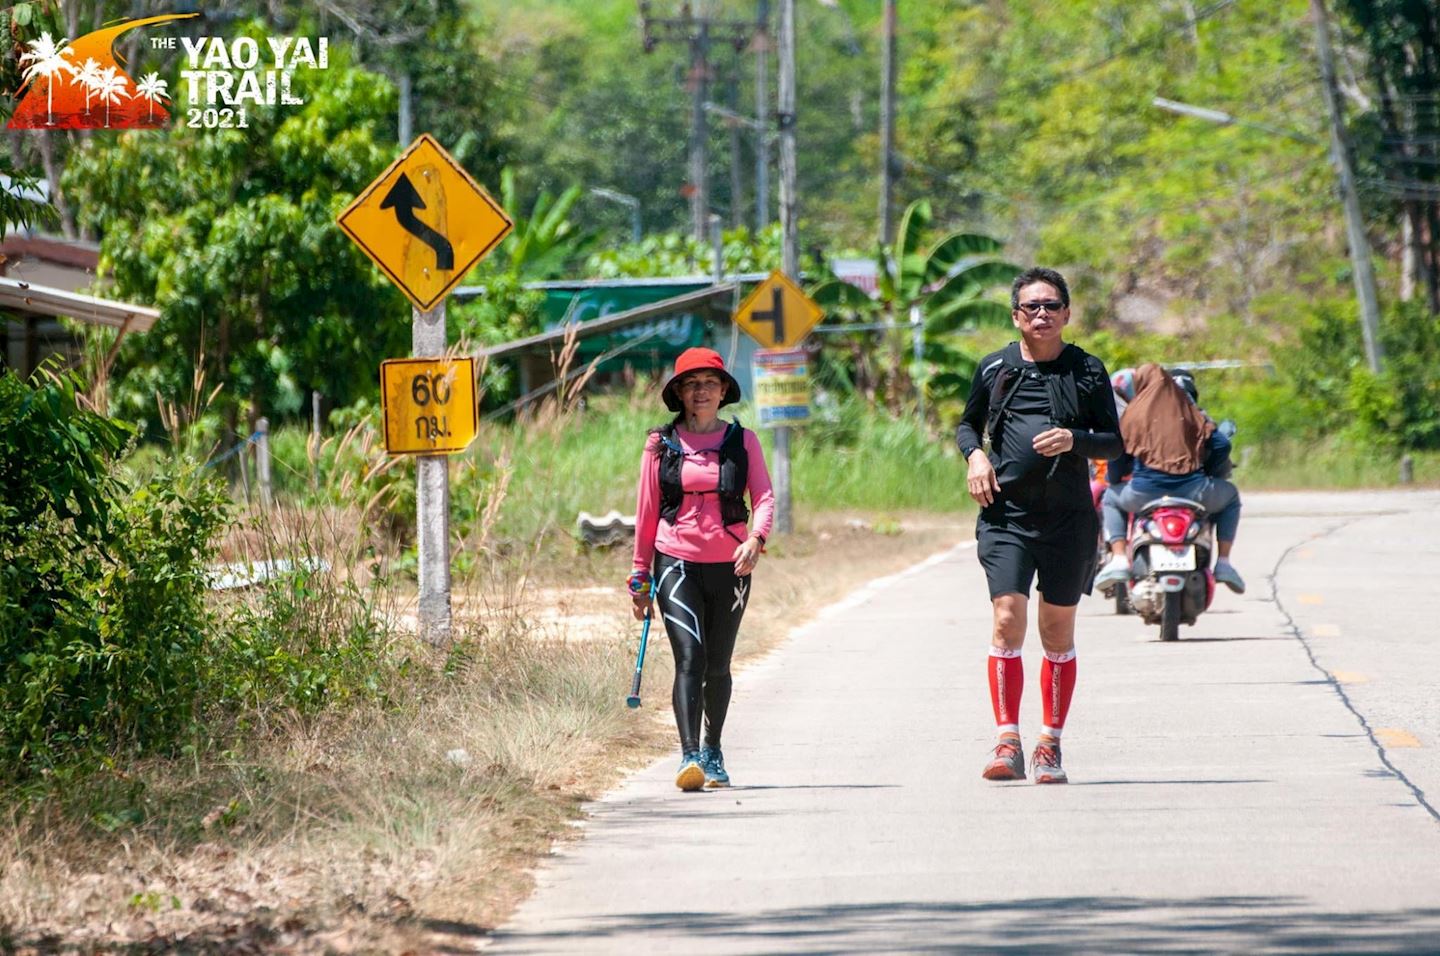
[75,58,103,116]
[18,32,76,126]
[95,66,130,128]
[135,72,169,122]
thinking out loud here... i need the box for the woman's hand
[967,449,1001,507]
[627,570,653,620]
[631,593,652,621]
[733,535,763,577]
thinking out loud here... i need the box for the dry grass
[0,512,963,953]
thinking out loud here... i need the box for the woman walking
[630,347,775,791]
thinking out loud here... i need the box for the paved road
[488,490,1440,954]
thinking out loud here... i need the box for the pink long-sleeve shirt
[632,425,776,572]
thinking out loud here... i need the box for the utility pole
[755,0,771,234]
[778,0,797,280]
[728,75,745,229]
[640,2,755,242]
[878,0,898,245]
[689,20,711,242]
[774,0,797,535]
[1310,0,1384,373]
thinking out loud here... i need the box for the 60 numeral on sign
[411,373,454,441]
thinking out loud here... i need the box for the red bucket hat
[661,347,742,412]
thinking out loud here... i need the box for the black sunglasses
[1016,300,1066,315]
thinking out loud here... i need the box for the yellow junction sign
[733,270,825,350]
[338,134,513,312]
[380,357,478,455]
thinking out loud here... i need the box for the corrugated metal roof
[0,277,159,331]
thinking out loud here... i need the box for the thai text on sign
[753,348,810,428]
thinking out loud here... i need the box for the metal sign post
[732,270,822,536]
[777,0,799,535]
[338,135,513,646]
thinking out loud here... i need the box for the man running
[954,267,1122,784]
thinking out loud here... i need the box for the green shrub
[215,563,395,717]
[0,370,228,776]
[1275,299,1440,451]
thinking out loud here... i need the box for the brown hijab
[1120,363,1215,475]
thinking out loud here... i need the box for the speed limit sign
[379,357,478,455]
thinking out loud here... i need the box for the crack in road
[1267,519,1440,825]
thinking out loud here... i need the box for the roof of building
[0,276,159,332]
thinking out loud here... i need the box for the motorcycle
[1090,458,1131,615]
[1113,495,1215,641]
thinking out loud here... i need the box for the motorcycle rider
[1094,364,1245,593]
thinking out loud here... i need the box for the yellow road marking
[1298,594,1324,605]
[1312,624,1341,637]
[1376,728,1422,749]
[1332,670,1368,684]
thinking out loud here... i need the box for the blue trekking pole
[626,577,655,708]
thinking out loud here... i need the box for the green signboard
[538,281,710,373]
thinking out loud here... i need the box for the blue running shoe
[675,751,705,792]
[699,745,730,788]
[1213,560,1246,594]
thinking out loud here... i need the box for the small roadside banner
[752,348,810,428]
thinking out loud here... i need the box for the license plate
[1148,544,1195,572]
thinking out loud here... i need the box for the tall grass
[455,388,973,550]
[794,400,971,511]
[1232,435,1440,489]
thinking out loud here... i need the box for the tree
[490,167,596,280]
[94,65,128,128]
[809,199,1016,418]
[1334,0,1440,313]
[135,71,168,121]
[897,1,1340,328]
[75,57,102,116]
[17,31,74,126]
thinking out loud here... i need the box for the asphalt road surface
[488,490,1440,954]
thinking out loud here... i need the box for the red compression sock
[988,647,1024,734]
[1040,650,1077,737]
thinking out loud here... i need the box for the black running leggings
[653,553,750,753]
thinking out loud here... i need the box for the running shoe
[675,752,705,792]
[1094,555,1130,591]
[981,737,1026,781]
[698,745,730,788]
[1213,560,1246,594]
[1031,741,1068,785]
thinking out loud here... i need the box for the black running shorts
[976,508,1098,606]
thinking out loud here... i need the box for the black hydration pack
[984,341,1087,441]
[656,420,750,530]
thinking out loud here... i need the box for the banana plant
[492,168,597,280]
[809,199,1017,418]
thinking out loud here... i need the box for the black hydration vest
[657,420,751,531]
[985,341,1087,439]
